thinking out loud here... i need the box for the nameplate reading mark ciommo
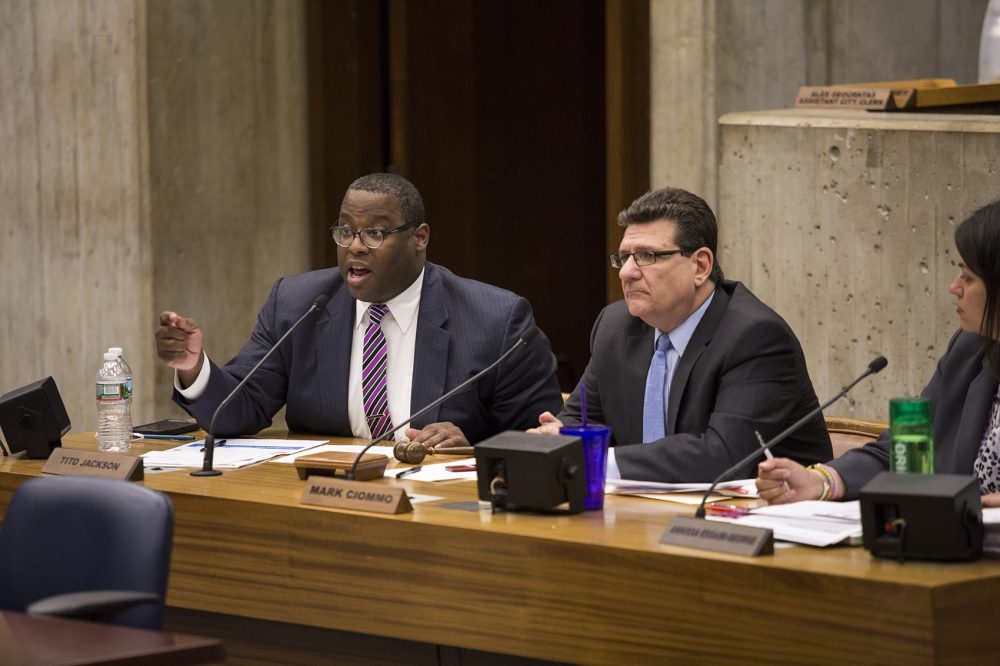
[41,448,144,481]
[300,476,412,514]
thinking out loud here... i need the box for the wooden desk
[0,609,223,665]
[1,433,998,665]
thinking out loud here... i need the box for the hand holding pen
[756,430,790,493]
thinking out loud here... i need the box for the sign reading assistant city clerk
[300,476,412,514]
[42,448,143,481]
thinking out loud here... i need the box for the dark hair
[617,187,724,283]
[955,199,1000,375]
[347,173,426,228]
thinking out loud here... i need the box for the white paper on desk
[141,439,324,469]
[389,458,478,482]
[634,492,732,505]
[709,500,862,547]
[606,478,758,498]
[270,444,398,466]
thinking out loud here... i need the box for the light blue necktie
[642,334,671,442]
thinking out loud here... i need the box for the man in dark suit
[156,173,563,446]
[533,187,831,482]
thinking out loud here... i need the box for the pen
[756,430,790,493]
[136,433,196,441]
[396,466,422,479]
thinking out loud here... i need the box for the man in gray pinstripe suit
[156,173,562,448]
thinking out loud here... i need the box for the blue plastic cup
[559,424,611,511]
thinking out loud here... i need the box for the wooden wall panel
[389,1,609,388]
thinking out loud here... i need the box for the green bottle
[889,397,934,474]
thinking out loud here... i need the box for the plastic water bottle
[889,397,934,474]
[979,0,1000,83]
[97,351,132,452]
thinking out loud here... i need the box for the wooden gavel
[393,442,475,464]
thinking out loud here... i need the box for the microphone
[693,355,888,518]
[192,294,329,477]
[348,325,540,479]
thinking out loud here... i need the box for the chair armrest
[26,590,160,621]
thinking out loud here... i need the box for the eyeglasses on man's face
[330,221,418,249]
[609,249,685,269]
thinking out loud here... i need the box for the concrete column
[719,109,1000,420]
[1,0,153,433]
[1,0,308,433]
[650,0,988,209]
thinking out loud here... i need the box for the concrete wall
[651,0,989,209]
[1,0,308,434]
[719,110,1000,419]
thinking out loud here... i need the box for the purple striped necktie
[362,303,395,440]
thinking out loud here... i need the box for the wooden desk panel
[1,433,998,664]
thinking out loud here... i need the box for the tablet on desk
[133,419,199,436]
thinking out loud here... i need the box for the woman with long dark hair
[757,200,1000,504]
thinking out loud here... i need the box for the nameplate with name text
[42,448,144,482]
[300,476,412,514]
[660,516,773,557]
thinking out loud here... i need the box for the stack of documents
[707,500,862,547]
[142,439,324,470]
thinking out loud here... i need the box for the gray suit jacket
[174,262,563,442]
[559,280,832,482]
[830,330,999,498]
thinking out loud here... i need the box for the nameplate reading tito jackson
[300,476,412,514]
[42,448,144,481]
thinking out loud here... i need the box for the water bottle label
[892,441,908,471]
[96,382,130,401]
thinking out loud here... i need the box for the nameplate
[42,449,144,482]
[300,476,412,514]
[794,86,913,110]
[660,516,773,557]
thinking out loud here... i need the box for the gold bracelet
[807,465,832,501]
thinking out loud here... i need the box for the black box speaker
[859,472,983,562]
[474,431,586,514]
[0,377,71,459]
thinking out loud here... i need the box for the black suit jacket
[830,330,1000,498]
[174,262,564,442]
[559,280,831,482]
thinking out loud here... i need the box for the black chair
[0,476,174,629]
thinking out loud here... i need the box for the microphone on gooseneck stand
[693,355,889,518]
[191,294,330,477]
[347,326,541,479]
